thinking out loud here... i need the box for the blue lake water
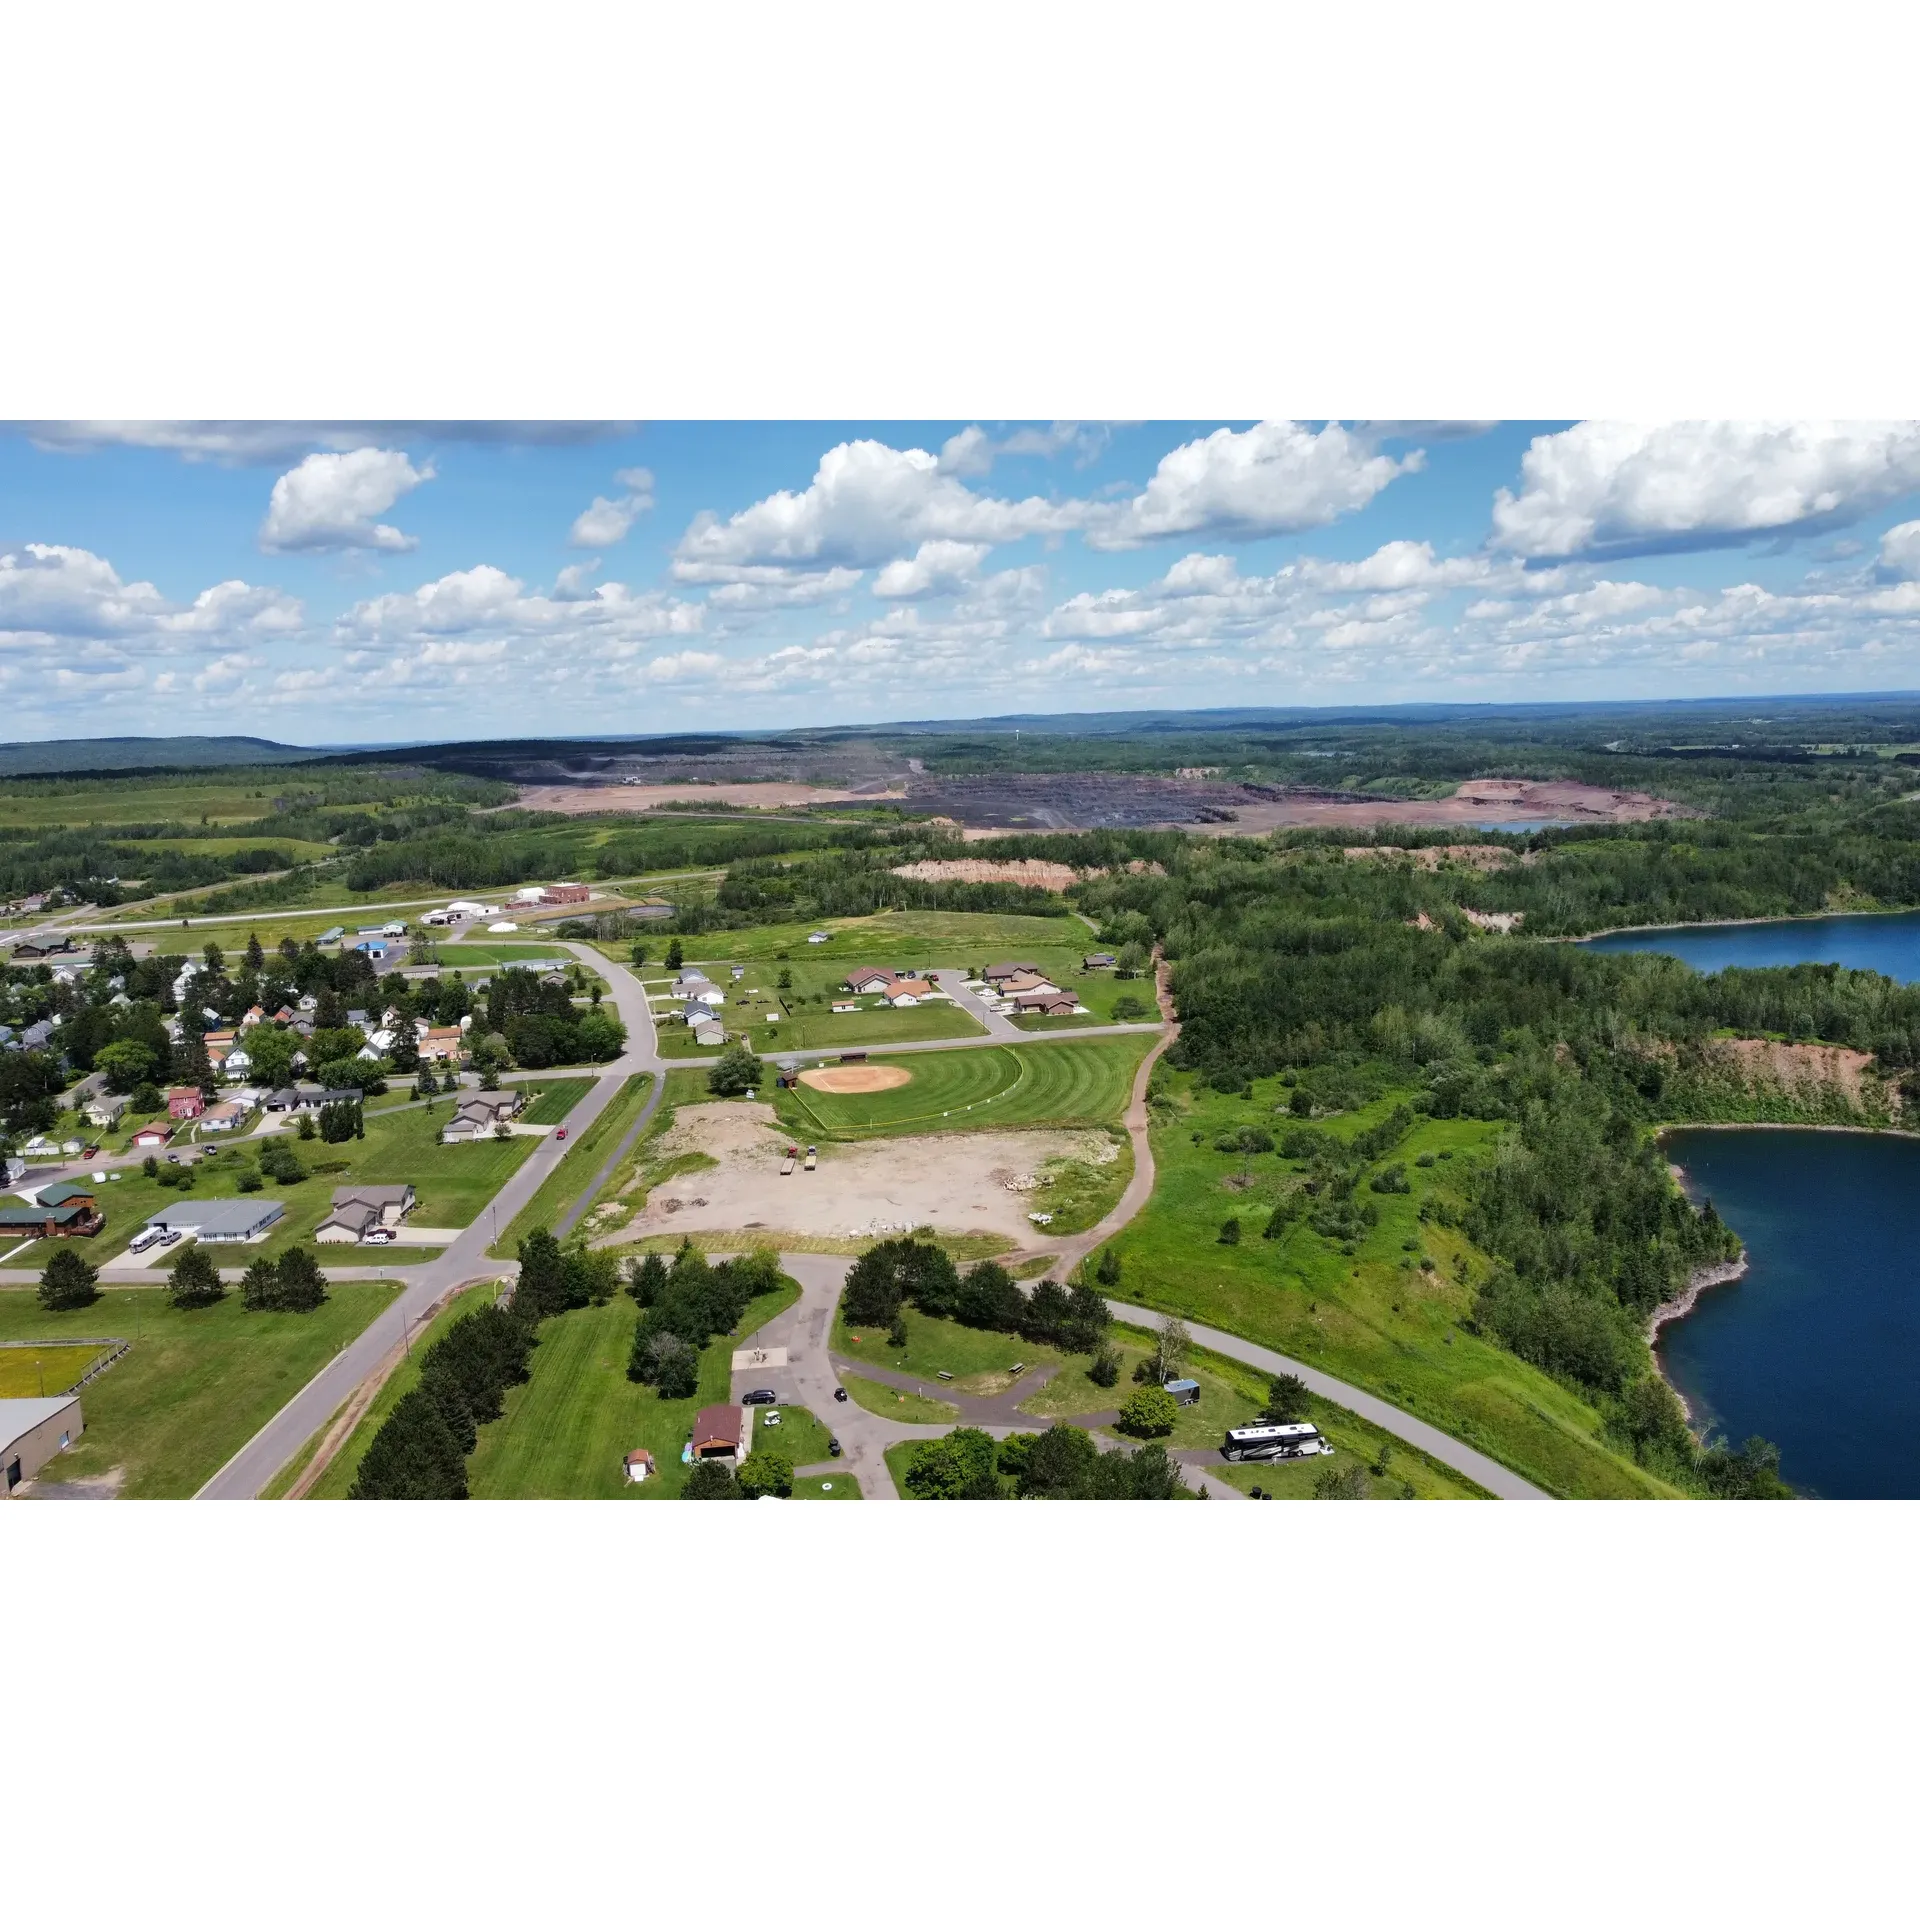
[1659,1128,1920,1498]
[1579,908,1920,981]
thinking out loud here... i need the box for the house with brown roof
[1014,990,1083,1016]
[883,978,941,1006]
[983,962,1041,985]
[0,1181,103,1238]
[418,1025,467,1063]
[844,966,896,992]
[690,1404,750,1461]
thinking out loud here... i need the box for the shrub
[1369,1163,1410,1194]
[1313,1462,1371,1499]
[706,1043,763,1098]
[1117,1385,1177,1438]
[736,1451,795,1499]
[1088,1343,1120,1389]
[1217,1217,1241,1245]
[903,1426,1001,1499]
[680,1459,741,1499]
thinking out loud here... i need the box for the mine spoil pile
[905,772,1255,829]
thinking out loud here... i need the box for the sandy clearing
[890,858,1083,891]
[598,1099,1112,1245]
[799,1063,913,1093]
[514,781,906,814]
[1345,843,1522,870]
[1190,778,1689,835]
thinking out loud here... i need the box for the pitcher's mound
[799,1063,913,1094]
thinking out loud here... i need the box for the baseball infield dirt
[799,1064,914,1093]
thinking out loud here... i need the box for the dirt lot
[1708,1038,1878,1101]
[1344,843,1523,870]
[601,1100,1108,1245]
[889,858,1084,891]
[514,781,906,815]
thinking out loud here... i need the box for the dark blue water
[1659,1129,1920,1497]
[1580,908,1920,981]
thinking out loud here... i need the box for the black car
[741,1387,777,1406]
[833,1386,849,1402]
[826,1437,842,1458]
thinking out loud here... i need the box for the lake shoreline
[1647,1253,1750,1423]
[1561,904,1914,945]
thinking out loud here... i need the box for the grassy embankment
[1101,1069,1685,1500]
[485,1072,652,1256]
[0,1282,399,1497]
[465,1278,800,1498]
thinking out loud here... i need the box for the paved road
[194,938,662,1499]
[933,969,1021,1039]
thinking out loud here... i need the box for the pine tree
[349,1389,468,1498]
[38,1246,100,1313]
[167,1243,227,1309]
[274,1246,329,1313]
[239,1256,281,1312]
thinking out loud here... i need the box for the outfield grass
[304,1283,504,1498]
[0,1341,117,1396]
[465,1278,798,1498]
[1100,1070,1686,1500]
[770,1034,1152,1140]
[0,1282,398,1498]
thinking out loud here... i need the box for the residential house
[84,1093,127,1129]
[695,1023,726,1046]
[997,970,1052,996]
[845,966,895,992]
[19,1019,54,1051]
[240,1005,265,1028]
[1014,991,1083,1016]
[9,935,75,962]
[143,1198,286,1243]
[1083,953,1116,970]
[167,1087,206,1121]
[882,978,940,1006]
[805,931,830,944]
[315,1184,416,1244]
[262,1083,361,1114]
[418,1026,467,1064]
[222,1047,252,1081]
[198,1099,249,1133]
[983,962,1042,985]
[440,1090,524,1143]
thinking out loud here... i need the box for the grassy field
[304,1283,504,1498]
[0,1340,117,1396]
[487,1072,651,1254]
[519,1078,596,1125]
[0,779,313,829]
[651,972,983,1058]
[842,1371,957,1422]
[0,1282,398,1497]
[466,1278,798,1498]
[770,1034,1152,1140]
[668,908,1083,968]
[1099,1070,1686,1500]
[5,1099,539,1272]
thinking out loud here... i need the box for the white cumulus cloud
[872,540,990,599]
[568,467,656,547]
[1083,421,1421,550]
[1878,519,1920,580]
[1491,421,1920,559]
[259,448,434,554]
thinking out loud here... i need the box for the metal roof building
[144,1198,287,1243]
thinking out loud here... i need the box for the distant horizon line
[8,686,1920,757]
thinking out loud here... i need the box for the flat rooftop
[0,1396,79,1453]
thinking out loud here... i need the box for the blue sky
[3,419,1919,744]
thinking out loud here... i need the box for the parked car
[365,1228,397,1245]
[555,1126,567,1140]
[741,1387,777,1406]
[81,1146,98,1160]
[203,1144,219,1156]
[833,1386,849,1403]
